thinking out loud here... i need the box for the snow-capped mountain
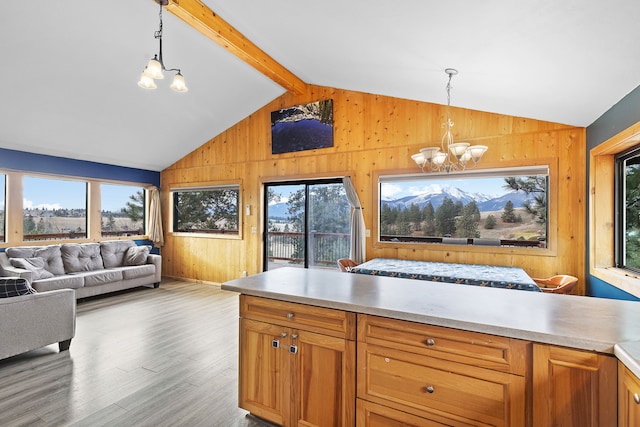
[382,185,534,212]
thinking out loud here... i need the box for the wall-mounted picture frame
[270,99,333,154]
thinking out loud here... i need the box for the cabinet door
[619,362,640,427]
[239,318,290,426]
[533,344,617,427]
[291,328,356,427]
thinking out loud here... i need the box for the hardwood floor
[0,279,272,427]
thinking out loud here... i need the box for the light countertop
[222,267,640,373]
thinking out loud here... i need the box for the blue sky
[381,177,509,200]
[20,177,142,211]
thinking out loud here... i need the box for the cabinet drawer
[357,398,475,427]
[358,343,526,427]
[358,314,530,375]
[240,295,356,339]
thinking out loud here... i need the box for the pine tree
[501,200,517,223]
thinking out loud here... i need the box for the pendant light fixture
[412,69,486,172]
[137,0,188,92]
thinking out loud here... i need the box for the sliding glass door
[264,179,351,271]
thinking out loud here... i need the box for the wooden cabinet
[532,344,617,427]
[357,314,531,426]
[238,295,356,427]
[619,361,640,427]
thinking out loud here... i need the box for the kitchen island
[222,267,640,426]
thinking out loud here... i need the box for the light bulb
[137,72,157,89]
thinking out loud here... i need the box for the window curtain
[342,177,366,263]
[147,186,164,248]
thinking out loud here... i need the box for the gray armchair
[0,285,76,360]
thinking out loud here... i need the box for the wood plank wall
[160,85,586,293]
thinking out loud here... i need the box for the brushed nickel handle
[291,334,298,340]
[280,332,287,338]
[424,385,435,393]
[425,339,435,346]
[634,393,640,404]
[287,312,295,319]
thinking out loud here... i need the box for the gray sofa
[0,241,161,299]
[0,284,75,360]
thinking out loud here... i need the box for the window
[264,180,351,270]
[101,184,145,237]
[171,185,240,236]
[378,166,549,248]
[0,174,5,242]
[23,176,87,241]
[615,146,640,271]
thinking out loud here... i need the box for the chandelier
[412,68,486,172]
[137,0,188,92]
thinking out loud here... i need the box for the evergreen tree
[455,202,481,238]
[408,203,422,231]
[435,197,457,236]
[504,176,547,224]
[484,214,497,229]
[24,215,36,234]
[123,190,144,223]
[501,200,517,223]
[422,202,436,236]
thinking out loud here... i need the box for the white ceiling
[1,0,639,172]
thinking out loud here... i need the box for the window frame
[22,174,89,241]
[373,163,558,256]
[0,169,151,247]
[590,121,640,298]
[169,182,242,240]
[100,182,147,238]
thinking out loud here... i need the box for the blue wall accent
[588,276,640,301]
[0,148,159,187]
[586,85,640,300]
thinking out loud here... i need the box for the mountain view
[381,185,535,213]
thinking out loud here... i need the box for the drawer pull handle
[425,339,436,346]
[634,393,640,404]
[424,386,435,394]
[291,334,298,340]
[280,332,287,338]
[287,312,295,319]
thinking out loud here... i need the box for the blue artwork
[271,99,333,154]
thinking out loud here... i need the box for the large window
[171,185,240,236]
[23,176,87,241]
[378,166,549,248]
[264,179,351,270]
[101,184,145,237]
[615,146,640,271]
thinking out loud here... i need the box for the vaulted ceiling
[1,1,639,172]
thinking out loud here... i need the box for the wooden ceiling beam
[163,0,307,95]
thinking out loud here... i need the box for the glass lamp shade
[411,153,426,168]
[460,150,472,165]
[432,152,447,167]
[137,72,157,89]
[419,147,441,162]
[143,57,164,80]
[170,73,188,92]
[448,142,470,158]
[467,145,488,162]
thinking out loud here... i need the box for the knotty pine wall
[160,85,586,293]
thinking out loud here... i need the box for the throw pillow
[9,257,55,280]
[124,245,151,266]
[0,277,37,298]
[33,245,65,276]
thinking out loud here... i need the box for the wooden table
[350,257,541,291]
